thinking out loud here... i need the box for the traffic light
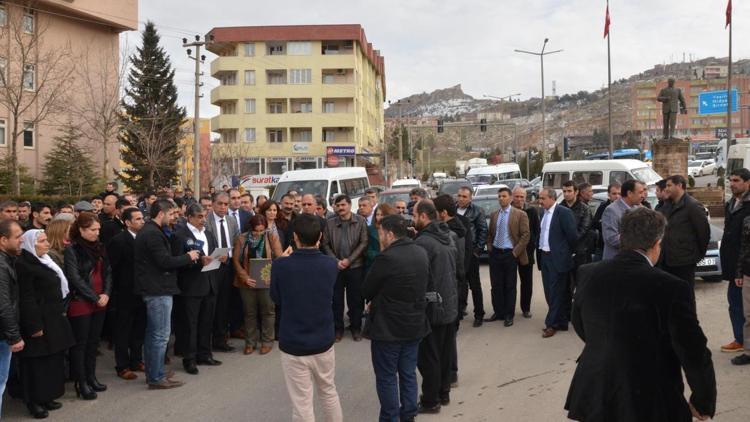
[480,118,487,132]
[437,119,444,133]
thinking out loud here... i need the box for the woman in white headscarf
[16,229,75,419]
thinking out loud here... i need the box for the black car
[437,179,472,199]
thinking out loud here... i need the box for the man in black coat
[512,187,540,318]
[0,220,24,418]
[719,168,750,353]
[135,200,200,390]
[566,207,715,422]
[413,200,458,414]
[455,186,487,326]
[363,215,430,422]
[106,207,146,380]
[170,204,224,375]
[657,175,711,306]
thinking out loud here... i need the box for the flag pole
[606,1,613,159]
[727,1,733,144]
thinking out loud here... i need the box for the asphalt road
[3,264,750,421]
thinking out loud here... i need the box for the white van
[542,159,662,193]
[271,167,370,210]
[391,178,421,190]
[466,163,522,186]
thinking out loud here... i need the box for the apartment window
[0,4,6,27]
[220,102,236,115]
[23,10,33,33]
[322,75,335,84]
[323,129,335,142]
[289,69,311,84]
[268,129,284,143]
[22,64,34,90]
[287,42,311,56]
[0,119,5,146]
[219,72,236,86]
[268,101,284,114]
[243,43,255,57]
[243,128,256,143]
[299,130,312,142]
[0,57,6,86]
[244,70,255,85]
[300,102,312,113]
[222,130,237,144]
[244,99,256,113]
[267,42,284,55]
[324,101,335,113]
[267,71,286,85]
[23,122,34,148]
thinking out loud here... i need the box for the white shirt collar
[128,229,137,239]
[634,250,654,267]
[187,222,205,235]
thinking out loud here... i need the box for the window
[267,71,286,85]
[289,69,311,84]
[609,171,633,185]
[341,177,368,197]
[0,57,6,86]
[243,128,256,143]
[221,130,237,144]
[324,102,335,113]
[323,75,335,84]
[22,64,34,90]
[300,102,312,113]
[219,72,236,86]
[244,70,255,85]
[572,171,603,185]
[23,10,33,33]
[268,129,284,143]
[267,42,284,55]
[287,42,311,56]
[542,172,569,188]
[220,102,236,115]
[296,130,312,142]
[323,129,335,142]
[268,101,284,114]
[23,122,34,148]
[268,160,287,174]
[0,4,6,27]
[244,99,256,113]
[243,43,255,57]
[0,119,5,146]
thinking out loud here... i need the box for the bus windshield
[272,180,328,201]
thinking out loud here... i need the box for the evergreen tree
[40,124,99,196]
[118,21,186,192]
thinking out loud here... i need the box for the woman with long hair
[232,215,283,355]
[259,200,288,249]
[16,230,75,418]
[45,218,73,268]
[63,213,112,400]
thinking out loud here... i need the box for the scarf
[75,236,106,261]
[244,233,266,260]
[21,229,70,298]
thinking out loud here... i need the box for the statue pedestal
[651,138,689,179]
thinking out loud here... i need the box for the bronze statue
[656,78,687,140]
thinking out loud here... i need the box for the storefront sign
[326,146,356,156]
[240,174,281,187]
[292,143,310,154]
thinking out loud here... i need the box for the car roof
[380,188,412,194]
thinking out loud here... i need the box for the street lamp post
[515,39,562,166]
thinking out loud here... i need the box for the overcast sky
[131,0,749,118]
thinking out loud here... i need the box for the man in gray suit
[601,180,645,259]
[205,192,240,351]
[657,77,687,140]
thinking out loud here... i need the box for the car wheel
[701,276,722,283]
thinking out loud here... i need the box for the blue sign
[698,89,738,115]
[326,146,356,156]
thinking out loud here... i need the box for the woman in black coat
[64,212,111,400]
[17,229,75,418]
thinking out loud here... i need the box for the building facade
[631,75,750,142]
[0,0,138,188]
[205,24,385,187]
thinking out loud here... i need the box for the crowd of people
[1,167,749,420]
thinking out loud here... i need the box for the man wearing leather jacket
[455,187,487,326]
[560,181,593,320]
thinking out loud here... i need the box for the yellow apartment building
[205,24,385,182]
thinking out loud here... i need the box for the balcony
[322,69,355,84]
[211,114,244,130]
[210,57,246,77]
[322,98,355,114]
[210,85,240,105]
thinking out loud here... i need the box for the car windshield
[467,175,494,184]
[379,192,411,205]
[440,182,471,195]
[631,167,662,184]
[473,197,500,216]
[688,161,702,167]
[476,187,500,196]
[272,180,328,201]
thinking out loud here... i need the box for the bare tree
[0,2,75,194]
[71,42,128,181]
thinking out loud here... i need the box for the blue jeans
[371,339,419,422]
[540,254,568,329]
[0,341,12,417]
[143,295,173,384]
[728,281,745,344]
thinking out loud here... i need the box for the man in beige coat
[486,187,530,326]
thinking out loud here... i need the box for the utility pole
[388,99,409,180]
[183,35,209,194]
[516,39,563,166]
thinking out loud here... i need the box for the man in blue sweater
[271,213,343,422]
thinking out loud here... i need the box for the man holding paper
[170,204,226,375]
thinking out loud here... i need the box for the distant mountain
[384,84,496,118]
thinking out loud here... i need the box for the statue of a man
[656,77,687,140]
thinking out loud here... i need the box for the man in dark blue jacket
[536,189,577,338]
[271,214,342,422]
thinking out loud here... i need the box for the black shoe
[74,382,97,400]
[472,318,483,327]
[212,343,235,352]
[440,393,450,406]
[418,402,441,414]
[183,360,199,374]
[484,313,501,322]
[86,377,107,392]
[504,318,514,327]
[43,401,62,411]
[522,311,532,318]
[196,357,223,366]
[27,403,49,419]
[731,353,750,365]
[351,328,362,342]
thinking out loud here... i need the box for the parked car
[378,188,413,206]
[688,159,716,177]
[471,194,501,259]
[474,184,508,197]
[437,179,472,199]
[391,178,422,190]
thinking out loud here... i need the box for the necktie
[219,218,228,248]
[493,209,506,249]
